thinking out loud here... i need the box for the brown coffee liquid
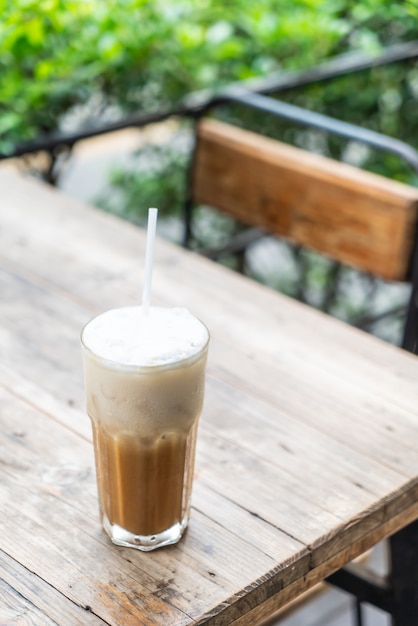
[92,420,199,536]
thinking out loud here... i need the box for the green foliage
[96,134,190,225]
[2,0,418,154]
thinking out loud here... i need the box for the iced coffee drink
[81,306,209,551]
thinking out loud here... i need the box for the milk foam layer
[82,306,209,367]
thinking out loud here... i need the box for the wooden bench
[187,117,418,355]
[192,118,418,281]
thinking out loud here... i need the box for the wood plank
[0,550,106,625]
[201,376,413,506]
[193,118,418,280]
[206,338,418,478]
[228,498,418,626]
[0,577,58,626]
[0,263,90,426]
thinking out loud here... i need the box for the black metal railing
[2,39,418,164]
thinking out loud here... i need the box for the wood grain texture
[0,551,106,626]
[192,118,418,280]
[1,167,418,624]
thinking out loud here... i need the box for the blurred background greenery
[1,0,418,341]
[2,0,418,149]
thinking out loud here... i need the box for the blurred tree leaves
[2,0,418,154]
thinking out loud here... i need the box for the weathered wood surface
[193,118,418,280]
[1,166,418,625]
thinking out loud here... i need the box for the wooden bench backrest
[192,118,418,281]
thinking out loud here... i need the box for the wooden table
[2,166,418,626]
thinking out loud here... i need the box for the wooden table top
[2,166,418,626]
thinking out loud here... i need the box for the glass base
[102,513,189,551]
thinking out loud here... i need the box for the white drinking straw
[142,208,158,314]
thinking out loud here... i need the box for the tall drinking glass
[81,306,209,551]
